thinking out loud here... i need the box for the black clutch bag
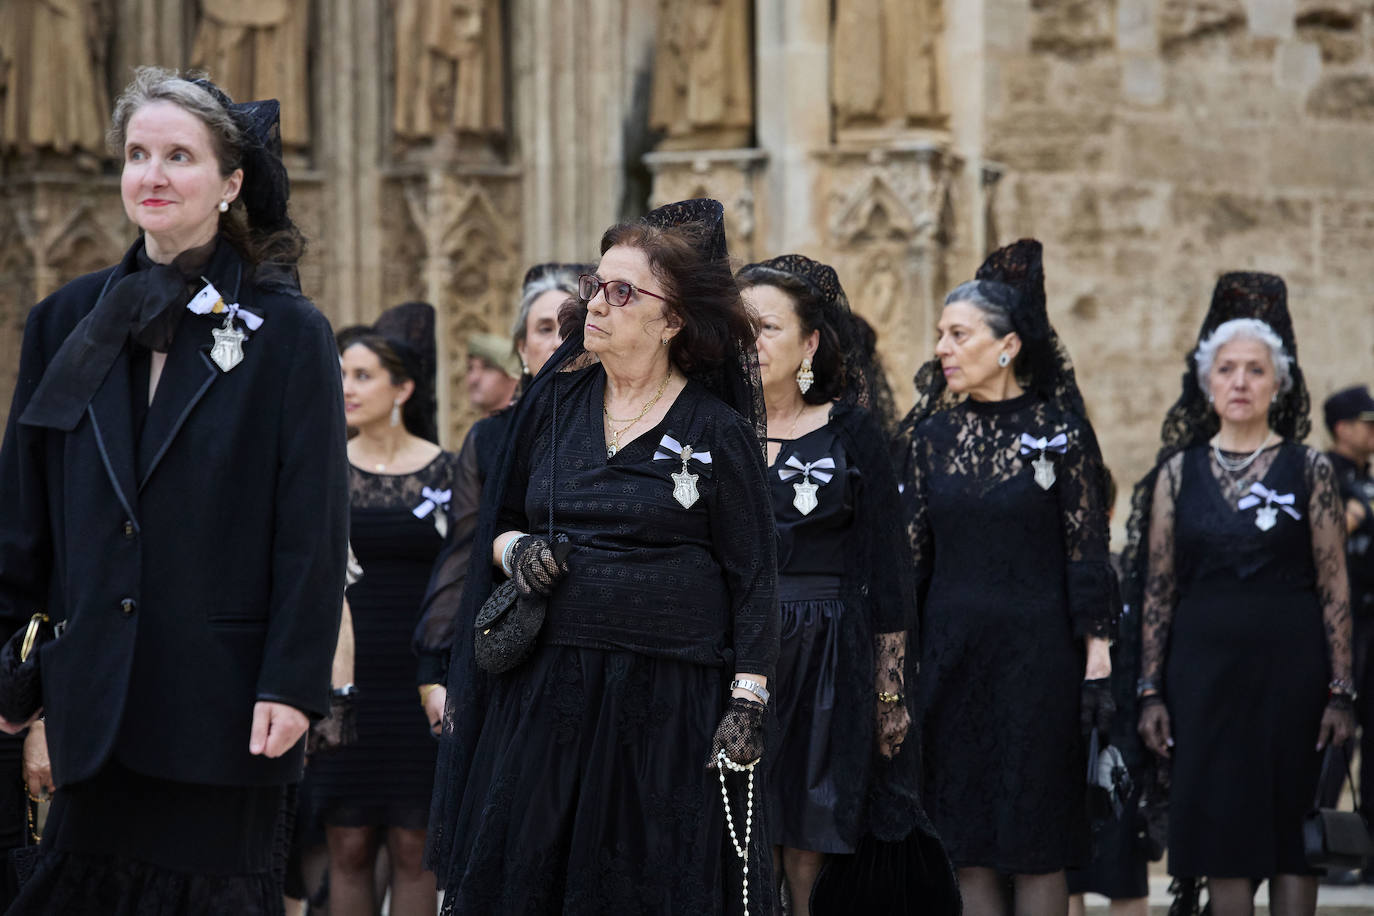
[0,613,53,724]
[474,582,543,675]
[1304,745,1374,870]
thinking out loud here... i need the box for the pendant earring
[390,400,401,427]
[997,352,1011,368]
[796,357,814,395]
[218,199,229,213]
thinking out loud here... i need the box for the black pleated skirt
[6,762,285,915]
[439,644,771,915]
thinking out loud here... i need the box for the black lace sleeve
[1306,448,1353,684]
[1141,453,1183,687]
[413,429,485,685]
[706,409,779,679]
[899,423,935,606]
[1058,416,1117,639]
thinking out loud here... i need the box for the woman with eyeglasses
[423,200,778,914]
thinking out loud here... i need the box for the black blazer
[0,239,348,788]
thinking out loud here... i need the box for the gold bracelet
[418,683,442,703]
[877,691,903,704]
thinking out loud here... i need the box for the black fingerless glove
[1081,677,1116,737]
[706,697,766,768]
[511,535,569,597]
[307,686,358,756]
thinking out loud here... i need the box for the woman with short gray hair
[1129,272,1353,916]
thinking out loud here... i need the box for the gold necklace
[604,369,672,457]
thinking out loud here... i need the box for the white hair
[1194,318,1293,394]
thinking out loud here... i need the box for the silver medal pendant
[793,480,819,515]
[1032,454,1057,490]
[672,468,700,508]
[1255,505,1278,531]
[210,316,246,372]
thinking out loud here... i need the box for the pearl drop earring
[218,200,229,213]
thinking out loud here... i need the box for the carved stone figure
[649,0,753,150]
[0,0,110,158]
[191,0,311,150]
[832,0,948,134]
[392,0,506,145]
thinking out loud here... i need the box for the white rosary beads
[717,751,756,915]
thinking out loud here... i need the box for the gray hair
[943,279,1018,339]
[1194,318,1294,394]
[511,266,581,344]
[107,66,243,178]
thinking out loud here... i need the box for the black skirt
[766,595,852,854]
[439,644,770,915]
[6,762,285,916]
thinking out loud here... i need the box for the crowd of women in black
[0,65,1368,916]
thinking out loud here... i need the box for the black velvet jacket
[0,238,348,788]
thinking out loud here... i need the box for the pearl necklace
[604,369,672,457]
[716,751,756,915]
[1211,432,1275,474]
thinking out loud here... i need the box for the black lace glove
[307,687,357,756]
[1318,693,1357,751]
[510,535,568,597]
[705,697,765,769]
[1138,693,1172,758]
[1081,677,1115,737]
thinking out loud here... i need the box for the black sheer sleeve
[706,410,779,679]
[1140,453,1183,687]
[1058,415,1116,639]
[899,422,935,606]
[413,427,484,686]
[846,406,916,636]
[1305,448,1353,684]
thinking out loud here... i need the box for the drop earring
[997,352,1011,368]
[390,400,401,427]
[218,200,229,213]
[796,357,814,394]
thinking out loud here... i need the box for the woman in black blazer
[0,67,347,914]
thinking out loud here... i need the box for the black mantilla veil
[374,301,439,444]
[190,79,292,235]
[1121,271,1310,626]
[422,198,768,885]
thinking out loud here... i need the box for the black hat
[1325,385,1374,432]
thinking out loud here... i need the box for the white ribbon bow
[187,280,264,330]
[412,486,452,519]
[1236,482,1302,520]
[778,455,836,484]
[1018,432,1069,455]
[653,434,712,465]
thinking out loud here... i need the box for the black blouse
[768,424,854,581]
[498,364,779,677]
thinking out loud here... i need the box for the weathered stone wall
[984,0,1374,525]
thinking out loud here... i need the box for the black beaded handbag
[0,613,53,724]
[1303,744,1374,869]
[474,380,564,675]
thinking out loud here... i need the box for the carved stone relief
[644,149,767,263]
[191,0,312,151]
[832,0,948,139]
[649,0,753,150]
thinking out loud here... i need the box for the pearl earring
[997,352,1011,368]
[218,199,229,213]
[796,357,814,394]
[390,400,401,427]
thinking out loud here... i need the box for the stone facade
[1,1,1370,528]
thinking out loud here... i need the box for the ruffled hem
[7,851,284,916]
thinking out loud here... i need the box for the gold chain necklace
[604,369,672,457]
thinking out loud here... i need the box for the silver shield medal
[672,468,699,508]
[1255,505,1278,531]
[1032,455,1056,490]
[792,480,819,515]
[210,316,246,372]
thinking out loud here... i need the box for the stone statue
[191,0,311,150]
[0,0,110,158]
[649,0,753,151]
[833,0,948,134]
[392,0,506,145]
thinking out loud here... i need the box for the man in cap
[465,332,520,416]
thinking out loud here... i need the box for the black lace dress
[437,364,778,915]
[905,392,1113,873]
[1141,442,1351,878]
[308,454,459,829]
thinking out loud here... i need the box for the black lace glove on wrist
[1137,693,1172,758]
[307,688,357,756]
[1081,677,1115,737]
[705,697,765,769]
[510,535,568,597]
[1318,693,1357,751]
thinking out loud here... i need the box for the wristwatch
[730,678,770,705]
